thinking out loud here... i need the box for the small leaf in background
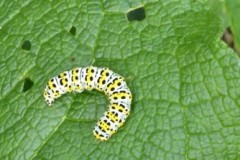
[224,0,240,53]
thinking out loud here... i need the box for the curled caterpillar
[44,66,132,141]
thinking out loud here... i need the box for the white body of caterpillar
[44,66,132,141]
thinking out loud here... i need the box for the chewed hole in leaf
[127,6,146,21]
[21,40,31,51]
[22,78,33,92]
[69,26,76,36]
[70,57,76,62]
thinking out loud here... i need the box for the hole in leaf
[22,78,33,92]
[21,40,32,51]
[70,57,76,62]
[69,26,76,36]
[127,6,146,21]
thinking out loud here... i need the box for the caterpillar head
[43,88,55,106]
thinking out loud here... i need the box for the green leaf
[224,0,240,51]
[210,0,229,28]
[0,0,240,159]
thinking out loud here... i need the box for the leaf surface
[0,0,239,159]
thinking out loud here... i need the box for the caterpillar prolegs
[43,66,132,141]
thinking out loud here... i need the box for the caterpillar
[43,66,132,141]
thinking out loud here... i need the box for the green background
[0,0,240,159]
